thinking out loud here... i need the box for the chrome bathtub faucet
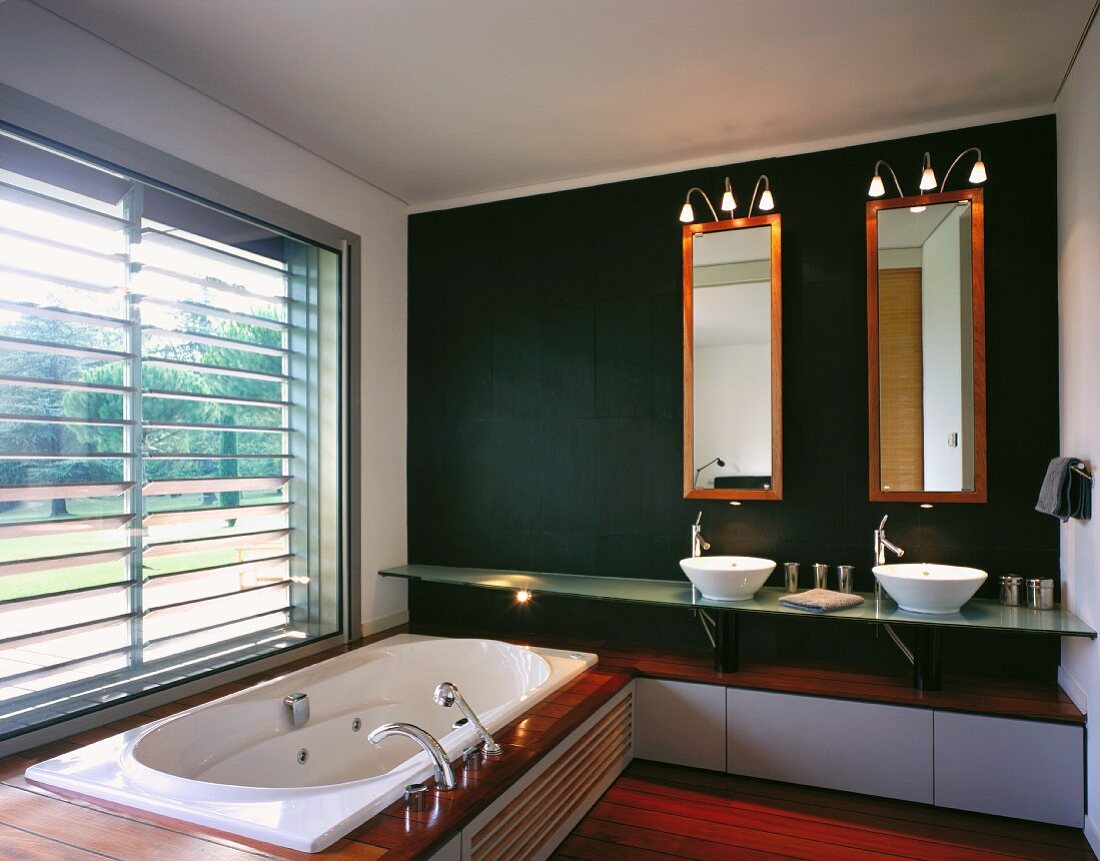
[283,692,310,728]
[873,515,905,600]
[367,722,457,790]
[434,682,503,756]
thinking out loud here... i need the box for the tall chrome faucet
[873,515,905,600]
[692,511,710,558]
[367,722,457,790]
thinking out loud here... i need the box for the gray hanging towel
[1035,457,1092,521]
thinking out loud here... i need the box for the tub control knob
[404,782,429,812]
[462,746,483,771]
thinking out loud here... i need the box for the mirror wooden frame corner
[866,187,986,503]
[683,213,783,501]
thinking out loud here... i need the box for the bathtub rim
[24,633,597,853]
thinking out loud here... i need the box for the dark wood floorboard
[550,760,1095,861]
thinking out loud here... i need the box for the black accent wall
[407,116,1061,678]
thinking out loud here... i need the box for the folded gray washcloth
[1035,457,1092,522]
[778,589,865,613]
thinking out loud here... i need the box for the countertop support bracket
[715,610,739,673]
[913,626,943,691]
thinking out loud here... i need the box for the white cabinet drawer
[934,712,1083,827]
[634,678,725,770]
[726,688,933,803]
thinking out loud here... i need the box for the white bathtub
[26,634,597,852]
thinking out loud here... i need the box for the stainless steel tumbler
[836,565,855,594]
[1000,575,1022,606]
[812,563,828,591]
[784,562,800,593]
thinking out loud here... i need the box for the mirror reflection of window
[691,226,772,491]
[877,201,974,493]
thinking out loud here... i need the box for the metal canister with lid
[1000,574,1022,606]
[1026,578,1055,610]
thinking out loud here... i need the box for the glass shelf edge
[379,565,1096,639]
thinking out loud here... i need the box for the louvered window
[0,128,342,742]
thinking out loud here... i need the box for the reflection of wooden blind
[879,268,923,491]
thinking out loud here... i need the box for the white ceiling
[32,0,1096,208]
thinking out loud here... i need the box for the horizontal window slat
[141,357,289,383]
[137,295,287,331]
[143,585,289,643]
[143,553,290,582]
[0,224,126,263]
[142,607,288,647]
[140,228,286,275]
[142,420,288,434]
[0,263,122,295]
[0,334,131,361]
[0,180,129,231]
[0,611,133,649]
[141,326,286,357]
[142,502,289,526]
[143,578,287,614]
[143,476,288,497]
[0,481,134,502]
[0,579,132,609]
[0,639,132,689]
[0,547,132,577]
[143,390,288,409]
[0,299,129,329]
[0,451,127,460]
[141,612,290,661]
[143,528,290,558]
[133,264,286,306]
[0,374,132,395]
[0,514,134,539]
[0,413,132,427]
[143,452,290,461]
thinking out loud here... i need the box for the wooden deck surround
[0,624,1085,860]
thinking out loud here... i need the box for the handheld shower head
[433,682,458,708]
[431,681,503,756]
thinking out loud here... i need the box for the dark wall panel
[407,116,1061,678]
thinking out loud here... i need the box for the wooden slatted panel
[878,266,924,492]
[470,690,633,861]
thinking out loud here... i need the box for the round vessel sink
[872,563,987,614]
[679,556,776,601]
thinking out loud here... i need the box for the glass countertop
[379,564,1096,638]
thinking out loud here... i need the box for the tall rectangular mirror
[867,188,986,502]
[683,214,782,500]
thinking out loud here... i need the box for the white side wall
[1056,12,1100,852]
[921,207,965,491]
[693,343,772,483]
[0,0,409,632]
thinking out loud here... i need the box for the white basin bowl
[872,563,988,614]
[679,556,777,601]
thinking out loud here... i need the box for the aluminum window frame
[0,83,360,753]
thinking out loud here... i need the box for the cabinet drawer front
[726,688,933,803]
[934,712,1083,827]
[634,678,726,770]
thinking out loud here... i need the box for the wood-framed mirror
[683,214,782,500]
[867,188,986,502]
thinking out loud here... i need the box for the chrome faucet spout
[368,722,457,790]
[873,515,906,600]
[433,682,503,756]
[691,510,711,558]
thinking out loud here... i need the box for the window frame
[0,83,360,754]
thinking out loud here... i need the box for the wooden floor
[551,760,1096,861]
